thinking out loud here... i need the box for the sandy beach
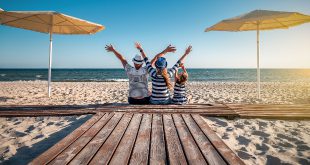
[1,81,310,105]
[0,81,310,164]
[0,115,91,164]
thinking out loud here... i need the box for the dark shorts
[128,97,150,105]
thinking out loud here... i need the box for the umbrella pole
[48,32,53,97]
[257,23,261,99]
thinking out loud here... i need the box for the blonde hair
[157,69,173,90]
[176,72,188,85]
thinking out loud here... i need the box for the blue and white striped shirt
[172,83,187,104]
[144,57,180,102]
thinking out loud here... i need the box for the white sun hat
[132,54,143,65]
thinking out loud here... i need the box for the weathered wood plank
[238,115,310,120]
[49,113,113,164]
[109,114,143,165]
[97,105,229,110]
[163,114,187,165]
[237,112,310,115]
[237,110,310,112]
[0,110,95,117]
[89,113,133,164]
[0,103,224,111]
[68,113,123,165]
[182,114,226,165]
[29,113,104,165]
[236,111,310,114]
[150,114,167,165]
[228,104,310,107]
[192,114,245,165]
[96,109,237,116]
[172,114,207,165]
[97,103,224,109]
[129,114,152,165]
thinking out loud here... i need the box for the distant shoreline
[1,68,310,69]
[1,68,310,82]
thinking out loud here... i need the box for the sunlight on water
[0,69,310,82]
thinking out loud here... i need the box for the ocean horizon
[1,68,310,82]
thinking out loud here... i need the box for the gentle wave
[1,69,310,82]
[105,79,129,82]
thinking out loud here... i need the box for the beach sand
[0,81,310,164]
[203,117,310,165]
[0,115,92,164]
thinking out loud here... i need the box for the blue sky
[1,0,310,68]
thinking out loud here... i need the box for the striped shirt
[172,83,187,104]
[144,57,180,102]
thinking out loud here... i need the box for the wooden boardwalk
[228,104,310,120]
[1,103,310,164]
[1,103,310,119]
[30,112,244,165]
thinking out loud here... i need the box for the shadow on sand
[1,115,92,165]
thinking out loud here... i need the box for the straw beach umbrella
[205,10,310,99]
[0,8,104,97]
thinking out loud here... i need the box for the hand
[135,42,143,51]
[164,44,176,53]
[179,63,184,68]
[185,45,192,55]
[105,44,115,52]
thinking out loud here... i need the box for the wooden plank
[234,106,310,109]
[236,110,310,114]
[109,114,143,165]
[49,113,114,164]
[235,109,310,112]
[0,110,96,117]
[96,103,223,108]
[192,114,245,165]
[69,113,124,165]
[238,115,310,120]
[237,111,310,114]
[0,103,224,111]
[97,106,232,111]
[150,114,167,165]
[182,114,227,165]
[97,104,228,110]
[29,113,104,165]
[89,113,133,164]
[129,114,152,165]
[172,114,207,165]
[163,114,187,165]
[227,104,310,108]
[0,105,93,111]
[96,108,237,114]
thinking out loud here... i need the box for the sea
[0,69,310,82]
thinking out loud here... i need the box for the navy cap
[155,57,168,69]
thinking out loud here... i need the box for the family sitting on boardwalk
[105,42,192,105]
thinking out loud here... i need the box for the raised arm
[174,67,179,81]
[135,42,156,77]
[167,46,192,77]
[180,63,187,74]
[135,42,147,58]
[178,46,192,64]
[105,44,128,68]
[150,45,176,66]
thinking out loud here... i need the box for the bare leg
[187,94,193,104]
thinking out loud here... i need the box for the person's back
[105,44,150,104]
[172,64,188,104]
[135,42,192,105]
[146,58,179,104]
[125,64,149,99]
